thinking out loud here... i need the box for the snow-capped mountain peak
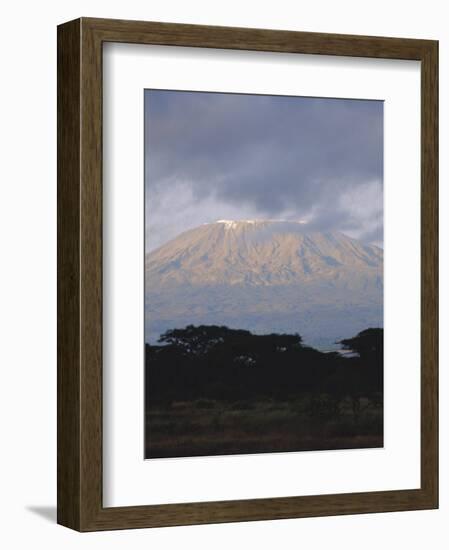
[145,220,383,349]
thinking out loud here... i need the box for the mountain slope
[145,220,383,349]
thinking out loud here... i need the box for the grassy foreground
[146,396,383,459]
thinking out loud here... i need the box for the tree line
[145,325,383,415]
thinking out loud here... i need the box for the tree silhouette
[339,328,384,413]
[339,328,383,361]
[147,325,383,409]
[158,325,252,355]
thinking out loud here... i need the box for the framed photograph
[57,17,438,531]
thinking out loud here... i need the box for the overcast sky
[145,90,383,252]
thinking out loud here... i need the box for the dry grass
[145,397,383,458]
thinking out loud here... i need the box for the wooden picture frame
[57,17,438,531]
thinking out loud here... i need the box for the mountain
[145,220,383,349]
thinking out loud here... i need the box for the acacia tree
[339,328,384,415]
[158,325,252,355]
[339,328,383,361]
[158,325,303,358]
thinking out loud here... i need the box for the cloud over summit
[145,90,383,251]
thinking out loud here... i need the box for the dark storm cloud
[145,90,383,250]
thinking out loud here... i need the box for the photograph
[144,89,384,459]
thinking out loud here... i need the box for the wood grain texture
[57,18,81,531]
[84,17,433,59]
[57,17,439,532]
[420,40,439,503]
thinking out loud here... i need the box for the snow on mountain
[145,220,383,349]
